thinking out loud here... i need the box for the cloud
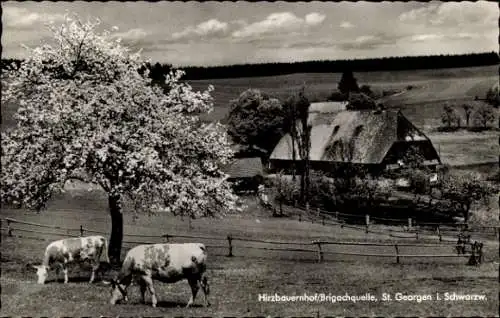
[398,4,438,23]
[409,33,444,42]
[231,12,326,38]
[450,33,477,40]
[305,13,326,26]
[338,33,403,50]
[112,28,149,43]
[172,19,229,41]
[399,2,497,27]
[409,32,485,44]
[340,21,354,29]
[276,32,405,51]
[2,6,66,29]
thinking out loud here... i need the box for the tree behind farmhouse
[338,70,360,96]
[1,16,238,264]
[226,89,285,158]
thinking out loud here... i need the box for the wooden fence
[2,217,486,265]
[278,202,500,242]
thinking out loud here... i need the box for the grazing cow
[106,243,210,308]
[30,235,110,284]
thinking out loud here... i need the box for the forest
[2,52,499,81]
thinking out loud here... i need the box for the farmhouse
[269,102,441,179]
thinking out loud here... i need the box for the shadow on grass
[113,300,203,308]
[156,301,204,308]
[43,275,109,284]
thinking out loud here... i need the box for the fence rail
[2,217,485,265]
[281,203,500,241]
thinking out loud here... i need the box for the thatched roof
[309,101,347,113]
[223,157,263,178]
[270,109,433,165]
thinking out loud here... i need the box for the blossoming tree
[1,16,238,264]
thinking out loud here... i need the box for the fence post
[314,241,324,263]
[415,228,419,240]
[394,244,400,264]
[188,217,192,231]
[335,211,339,220]
[322,215,325,226]
[436,225,442,242]
[408,218,412,231]
[478,242,483,264]
[227,235,233,257]
[80,225,84,237]
[7,219,13,237]
[365,214,370,233]
[7,219,12,237]
[317,208,320,221]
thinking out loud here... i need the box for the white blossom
[1,15,238,217]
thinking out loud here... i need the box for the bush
[485,86,499,107]
[486,170,499,183]
[327,90,347,102]
[407,169,431,195]
[439,172,495,222]
[441,104,460,128]
[267,173,300,207]
[472,104,495,128]
[359,85,374,97]
[346,92,377,110]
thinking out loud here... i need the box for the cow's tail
[101,237,111,264]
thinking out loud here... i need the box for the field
[187,65,498,126]
[1,187,499,317]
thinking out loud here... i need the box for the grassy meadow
[1,187,499,317]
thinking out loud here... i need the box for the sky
[2,1,498,67]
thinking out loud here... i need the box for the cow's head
[31,265,49,284]
[105,279,128,305]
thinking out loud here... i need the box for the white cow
[30,235,110,284]
[106,243,210,308]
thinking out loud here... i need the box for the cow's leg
[120,274,133,303]
[200,275,211,307]
[138,277,147,304]
[62,263,69,284]
[143,276,157,308]
[89,260,99,283]
[55,264,61,281]
[186,277,200,308]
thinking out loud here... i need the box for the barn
[269,102,441,180]
[222,157,264,193]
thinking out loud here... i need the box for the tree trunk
[108,194,123,266]
[291,132,297,181]
[463,203,471,223]
[304,154,310,204]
